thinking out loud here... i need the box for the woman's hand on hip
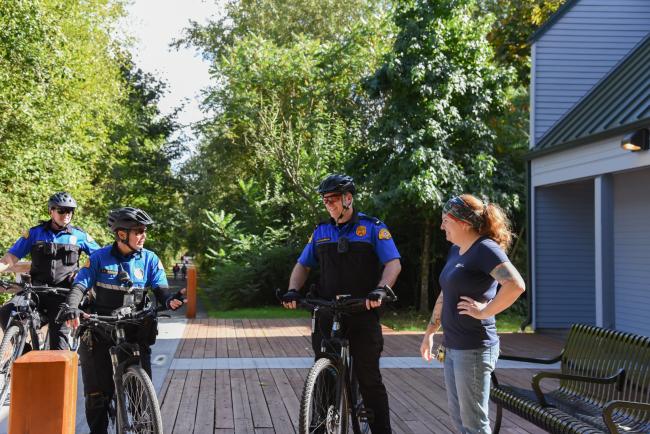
[457,296,489,320]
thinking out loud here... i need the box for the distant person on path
[62,207,186,434]
[173,263,180,280]
[420,194,525,434]
[282,174,401,434]
[0,192,100,349]
[181,263,187,279]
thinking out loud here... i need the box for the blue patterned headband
[443,196,483,229]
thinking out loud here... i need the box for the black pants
[312,310,392,434]
[79,323,154,434]
[0,292,70,350]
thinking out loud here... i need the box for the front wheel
[119,365,162,433]
[0,325,26,405]
[300,358,348,434]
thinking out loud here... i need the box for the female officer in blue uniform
[0,192,100,349]
[63,207,184,434]
[282,174,402,434]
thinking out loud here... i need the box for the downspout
[520,159,533,331]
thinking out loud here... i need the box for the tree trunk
[419,219,432,312]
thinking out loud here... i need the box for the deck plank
[161,318,563,434]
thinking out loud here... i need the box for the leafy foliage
[0,0,185,269]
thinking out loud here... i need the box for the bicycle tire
[349,370,370,434]
[300,358,348,434]
[120,365,162,434]
[0,325,26,405]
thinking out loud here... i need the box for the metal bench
[490,324,650,434]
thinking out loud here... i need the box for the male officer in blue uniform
[282,174,402,434]
[63,207,185,434]
[0,192,100,349]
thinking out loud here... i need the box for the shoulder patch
[82,259,91,269]
[158,260,165,270]
[22,229,30,239]
[378,228,392,240]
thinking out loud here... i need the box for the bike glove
[61,306,83,322]
[166,290,185,310]
[367,287,387,302]
[281,289,302,303]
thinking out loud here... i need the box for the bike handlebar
[276,287,397,314]
[0,278,70,295]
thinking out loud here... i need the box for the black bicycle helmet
[317,174,356,195]
[48,192,77,209]
[107,207,155,232]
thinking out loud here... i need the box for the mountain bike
[66,303,165,434]
[0,277,71,405]
[281,288,397,434]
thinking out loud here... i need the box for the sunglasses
[53,207,74,215]
[322,194,342,205]
[131,227,147,235]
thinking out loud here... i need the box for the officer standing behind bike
[0,192,100,350]
[63,207,185,434]
[282,174,401,434]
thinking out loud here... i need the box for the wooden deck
[160,319,564,434]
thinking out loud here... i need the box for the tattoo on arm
[428,293,443,329]
[491,262,518,285]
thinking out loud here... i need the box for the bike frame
[313,306,358,427]
[76,305,162,433]
[2,281,71,351]
[110,325,145,431]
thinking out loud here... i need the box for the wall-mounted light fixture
[620,128,649,152]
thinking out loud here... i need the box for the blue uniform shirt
[7,221,100,286]
[74,244,168,313]
[439,237,509,350]
[8,222,99,259]
[298,212,400,299]
[298,212,400,268]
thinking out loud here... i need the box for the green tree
[479,0,566,81]
[362,0,519,311]
[100,62,185,261]
[178,0,394,305]
[0,0,126,247]
[0,0,185,265]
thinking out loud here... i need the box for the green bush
[200,209,301,309]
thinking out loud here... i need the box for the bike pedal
[357,407,374,423]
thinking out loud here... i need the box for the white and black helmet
[48,192,77,209]
[107,207,154,232]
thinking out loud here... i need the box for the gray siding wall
[532,0,650,145]
[535,180,595,328]
[613,169,650,336]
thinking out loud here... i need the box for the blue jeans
[443,344,499,434]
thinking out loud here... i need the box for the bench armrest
[532,368,625,407]
[602,400,650,434]
[499,350,563,364]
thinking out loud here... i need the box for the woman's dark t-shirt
[439,237,509,350]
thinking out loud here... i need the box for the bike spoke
[123,372,155,433]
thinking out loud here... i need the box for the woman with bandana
[420,194,525,434]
